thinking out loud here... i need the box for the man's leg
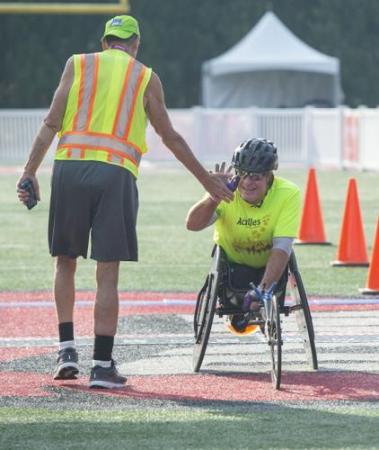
[94,261,119,337]
[90,261,127,389]
[53,255,79,380]
[54,255,76,323]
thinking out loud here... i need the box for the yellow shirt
[214,176,301,268]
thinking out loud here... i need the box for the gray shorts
[48,160,138,261]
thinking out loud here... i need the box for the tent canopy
[202,12,343,108]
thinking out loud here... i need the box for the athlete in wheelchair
[186,138,317,388]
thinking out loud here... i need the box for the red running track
[1,290,379,402]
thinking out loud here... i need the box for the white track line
[0,297,378,308]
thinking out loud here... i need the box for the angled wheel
[288,252,318,370]
[192,246,223,372]
[268,295,282,389]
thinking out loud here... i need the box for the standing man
[17,15,232,389]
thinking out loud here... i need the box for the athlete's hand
[256,283,276,304]
[205,161,240,202]
[213,161,232,180]
[203,162,234,203]
[214,162,240,192]
[242,287,263,313]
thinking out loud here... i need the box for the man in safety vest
[16,15,233,389]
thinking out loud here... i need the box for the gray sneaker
[53,347,79,380]
[89,360,127,389]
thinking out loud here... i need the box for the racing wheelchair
[193,245,318,389]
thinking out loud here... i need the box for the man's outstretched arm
[145,72,233,204]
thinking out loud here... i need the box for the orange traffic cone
[295,167,331,245]
[360,217,379,294]
[331,178,369,267]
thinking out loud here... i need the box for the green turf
[2,166,377,295]
[0,405,378,450]
[2,165,379,449]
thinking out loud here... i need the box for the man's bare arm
[145,72,233,203]
[17,57,74,201]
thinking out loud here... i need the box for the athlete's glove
[242,285,263,313]
[242,283,276,313]
[213,162,240,192]
[226,175,240,192]
[261,288,274,303]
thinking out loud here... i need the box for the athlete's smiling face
[238,172,271,205]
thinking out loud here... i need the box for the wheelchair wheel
[288,253,318,370]
[192,246,223,372]
[268,295,282,390]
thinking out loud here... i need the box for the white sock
[59,340,75,351]
[92,360,111,368]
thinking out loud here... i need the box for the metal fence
[1,107,378,170]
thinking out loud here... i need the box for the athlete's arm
[17,57,74,202]
[144,72,233,203]
[259,248,289,291]
[259,238,294,290]
[186,162,232,230]
[259,185,300,290]
[186,194,219,231]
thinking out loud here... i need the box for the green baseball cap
[103,15,140,40]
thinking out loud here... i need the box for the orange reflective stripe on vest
[59,132,142,165]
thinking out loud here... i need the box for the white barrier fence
[0,107,378,170]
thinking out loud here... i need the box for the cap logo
[111,18,123,26]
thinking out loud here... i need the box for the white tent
[202,11,343,108]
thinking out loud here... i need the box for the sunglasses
[235,169,268,181]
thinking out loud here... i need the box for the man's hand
[203,173,234,203]
[16,173,40,208]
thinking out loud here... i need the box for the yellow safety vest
[55,49,152,177]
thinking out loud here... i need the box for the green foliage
[1,167,377,296]
[2,0,379,107]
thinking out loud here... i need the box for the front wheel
[192,246,222,372]
[268,295,282,389]
[192,273,217,372]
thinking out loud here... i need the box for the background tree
[1,0,379,108]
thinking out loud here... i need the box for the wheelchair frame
[193,245,318,390]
